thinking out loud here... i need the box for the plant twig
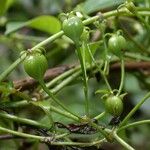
[0,125,68,141]
[39,80,81,120]
[118,120,150,132]
[0,112,49,129]
[117,59,125,96]
[113,131,135,150]
[119,91,150,127]
[94,112,106,120]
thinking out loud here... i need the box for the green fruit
[62,16,84,43]
[105,95,123,116]
[23,52,48,81]
[108,34,126,57]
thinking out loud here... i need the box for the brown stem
[13,65,74,91]
[0,134,23,140]
[110,61,150,70]
[13,62,150,91]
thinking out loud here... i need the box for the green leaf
[5,15,61,35]
[5,22,28,35]
[80,0,125,14]
[28,15,61,34]
[0,0,15,16]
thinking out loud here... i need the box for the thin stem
[51,70,82,94]
[113,131,135,150]
[0,112,49,129]
[0,125,67,141]
[45,65,80,90]
[49,63,96,95]
[94,112,106,120]
[76,43,89,116]
[137,7,150,11]
[30,31,64,51]
[144,0,150,22]
[87,44,113,93]
[32,101,80,122]
[50,105,79,122]
[103,34,110,75]
[103,60,109,75]
[89,122,110,141]
[125,52,150,61]
[117,59,125,96]
[0,100,28,108]
[39,79,81,120]
[0,100,80,121]
[0,124,106,146]
[0,125,44,140]
[119,91,150,127]
[0,53,26,82]
[0,134,17,140]
[138,11,150,16]
[49,138,106,146]
[118,120,150,132]
[136,12,150,30]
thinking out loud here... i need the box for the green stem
[119,91,150,127]
[0,124,106,146]
[144,0,150,22]
[137,7,150,11]
[51,70,82,94]
[49,63,96,95]
[0,53,26,82]
[87,44,113,93]
[135,12,150,30]
[39,79,81,120]
[45,66,80,90]
[49,138,106,146]
[0,112,49,129]
[103,34,109,75]
[125,52,150,61]
[89,122,110,141]
[113,131,135,150]
[94,112,106,120]
[50,105,79,121]
[0,100,80,121]
[0,100,28,108]
[118,120,150,132]
[76,43,89,116]
[0,125,67,141]
[117,59,125,96]
[30,31,64,51]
